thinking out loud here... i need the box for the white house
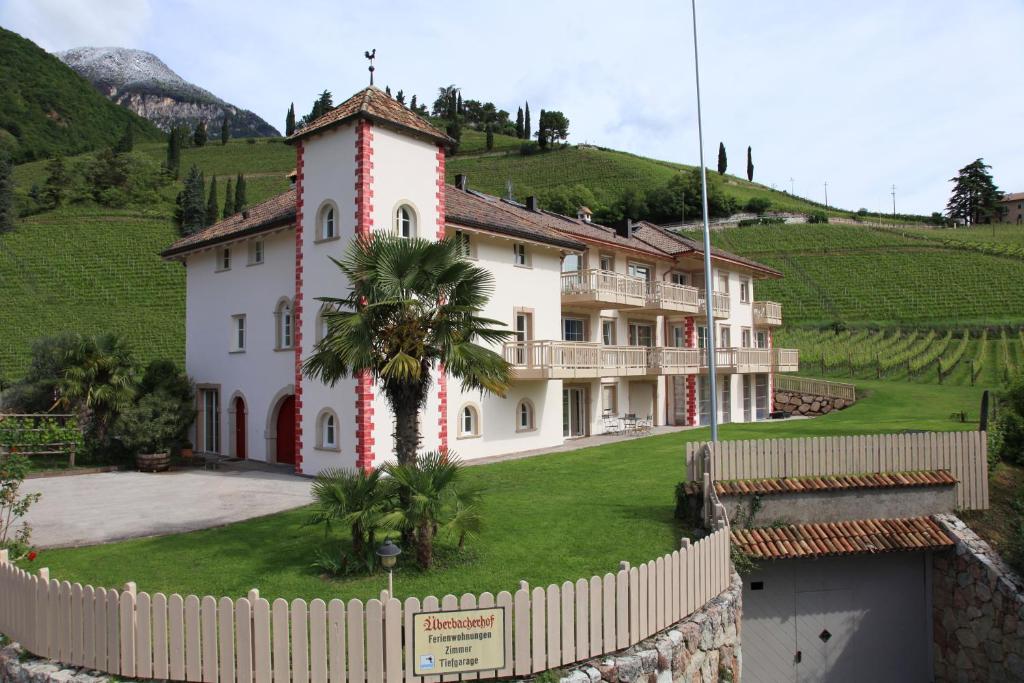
[162,86,797,475]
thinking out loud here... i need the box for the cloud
[0,0,153,50]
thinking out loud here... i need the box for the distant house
[1001,192,1024,224]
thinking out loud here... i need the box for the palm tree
[58,333,137,443]
[382,452,469,568]
[303,235,511,466]
[308,467,390,560]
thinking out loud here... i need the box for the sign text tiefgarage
[412,607,506,676]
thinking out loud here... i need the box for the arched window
[395,204,416,238]
[516,399,535,432]
[316,409,339,450]
[275,298,293,350]
[319,203,337,241]
[459,404,480,438]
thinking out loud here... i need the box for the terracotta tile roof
[288,87,451,145]
[1001,192,1024,202]
[731,516,953,560]
[162,188,296,258]
[632,221,782,277]
[445,188,585,251]
[714,470,956,496]
[535,211,669,258]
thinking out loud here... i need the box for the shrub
[744,197,771,214]
[0,454,41,559]
[807,211,829,224]
[111,391,194,455]
[519,142,539,156]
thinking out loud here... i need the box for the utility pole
[690,0,718,442]
[824,181,829,209]
[891,184,897,221]
[790,177,795,195]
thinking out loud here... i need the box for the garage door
[742,553,932,682]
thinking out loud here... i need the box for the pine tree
[114,124,134,154]
[0,154,14,233]
[946,158,1004,225]
[536,109,547,149]
[223,178,234,218]
[220,115,230,145]
[234,174,247,213]
[485,124,494,151]
[717,142,727,175]
[746,146,754,182]
[286,103,296,136]
[194,121,208,147]
[524,102,531,140]
[42,155,69,208]
[166,129,182,178]
[175,165,207,235]
[515,107,524,139]
[305,90,334,124]
[206,177,219,226]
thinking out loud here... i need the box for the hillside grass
[31,379,982,601]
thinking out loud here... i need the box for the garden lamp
[376,539,401,595]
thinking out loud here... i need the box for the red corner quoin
[355,120,376,471]
[685,317,698,426]
[292,141,306,474]
[435,144,449,452]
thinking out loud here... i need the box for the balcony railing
[697,347,800,373]
[645,281,700,314]
[752,300,783,326]
[502,341,703,378]
[561,269,647,308]
[697,290,731,318]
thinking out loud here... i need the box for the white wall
[184,229,296,461]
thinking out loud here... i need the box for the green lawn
[31,379,983,603]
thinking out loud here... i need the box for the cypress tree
[234,173,247,213]
[717,142,727,175]
[396,90,405,105]
[746,146,754,182]
[220,115,230,145]
[166,129,181,178]
[0,154,14,233]
[524,102,531,141]
[485,124,494,151]
[223,178,234,218]
[114,124,134,154]
[42,155,69,208]
[175,165,206,235]
[385,85,392,96]
[457,92,462,115]
[536,109,547,149]
[286,103,296,136]
[515,107,524,139]
[194,121,208,147]
[446,118,462,155]
[410,95,419,113]
[206,176,219,226]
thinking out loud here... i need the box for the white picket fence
[0,528,731,683]
[685,431,989,511]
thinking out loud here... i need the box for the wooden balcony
[642,281,701,315]
[698,347,800,373]
[561,269,647,309]
[752,301,783,326]
[502,341,703,379]
[697,290,731,319]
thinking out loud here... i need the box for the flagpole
[691,0,718,442]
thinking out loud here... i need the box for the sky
[1,0,1021,215]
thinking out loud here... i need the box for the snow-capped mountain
[57,47,280,138]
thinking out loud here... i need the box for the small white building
[162,86,797,475]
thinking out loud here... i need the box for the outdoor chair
[623,413,638,433]
[602,413,622,434]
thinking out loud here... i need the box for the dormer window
[395,204,416,238]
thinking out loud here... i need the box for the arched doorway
[275,395,296,464]
[233,396,247,459]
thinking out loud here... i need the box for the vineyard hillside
[684,223,1024,327]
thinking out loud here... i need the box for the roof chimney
[455,174,468,191]
[577,206,592,222]
[614,218,633,239]
[526,196,539,212]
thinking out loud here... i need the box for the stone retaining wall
[773,391,854,417]
[0,641,109,683]
[932,514,1024,681]
[557,571,741,683]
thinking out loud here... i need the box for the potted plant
[112,393,193,472]
[180,439,194,460]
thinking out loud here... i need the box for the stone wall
[773,391,855,417]
[0,641,109,683]
[932,513,1024,681]
[557,572,741,683]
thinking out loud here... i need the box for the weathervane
[365,49,376,85]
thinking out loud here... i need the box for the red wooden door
[234,397,247,459]
[275,395,296,464]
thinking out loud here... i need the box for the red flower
[26,551,37,561]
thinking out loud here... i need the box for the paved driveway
[23,468,312,548]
